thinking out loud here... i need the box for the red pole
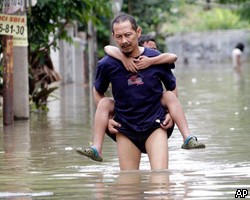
[2,35,14,126]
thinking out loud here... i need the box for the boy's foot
[76,146,103,162]
[181,135,206,149]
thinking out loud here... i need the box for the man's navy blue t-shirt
[94,47,176,133]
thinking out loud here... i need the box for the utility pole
[2,35,14,125]
[1,0,30,125]
[12,12,29,120]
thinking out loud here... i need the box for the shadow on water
[0,63,250,199]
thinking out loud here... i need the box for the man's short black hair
[111,13,138,33]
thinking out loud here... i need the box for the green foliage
[28,0,112,53]
[216,0,247,4]
[162,4,250,35]
[216,0,250,23]
[236,1,250,23]
[200,8,244,30]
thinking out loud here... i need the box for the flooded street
[0,63,250,199]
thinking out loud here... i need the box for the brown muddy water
[0,63,249,199]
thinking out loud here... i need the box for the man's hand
[160,113,174,130]
[108,118,121,134]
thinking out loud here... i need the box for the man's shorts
[106,122,174,153]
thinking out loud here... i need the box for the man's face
[142,41,157,50]
[112,20,141,56]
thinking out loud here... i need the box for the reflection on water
[0,63,249,199]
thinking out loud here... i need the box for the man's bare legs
[146,128,168,170]
[77,90,204,162]
[116,132,141,170]
[116,128,168,170]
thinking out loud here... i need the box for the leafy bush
[199,8,249,30]
[162,5,250,35]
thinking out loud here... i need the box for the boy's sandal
[181,135,206,149]
[76,146,103,162]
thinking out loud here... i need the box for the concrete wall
[166,29,250,65]
[51,26,86,84]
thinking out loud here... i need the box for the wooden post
[2,0,30,120]
[2,35,14,126]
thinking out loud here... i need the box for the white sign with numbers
[0,14,28,46]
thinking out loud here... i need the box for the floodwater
[0,62,250,199]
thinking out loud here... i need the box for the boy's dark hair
[235,43,245,52]
[111,13,138,33]
[138,34,156,46]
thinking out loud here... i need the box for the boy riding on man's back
[76,34,205,162]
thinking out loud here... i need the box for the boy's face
[142,41,157,50]
[112,20,141,56]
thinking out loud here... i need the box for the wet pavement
[0,62,250,199]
